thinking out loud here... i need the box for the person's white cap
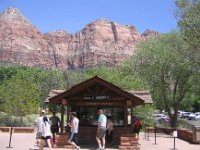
[41,110,46,113]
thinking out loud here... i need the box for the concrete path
[0,132,199,150]
[140,132,199,150]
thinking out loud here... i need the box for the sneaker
[76,146,80,150]
[96,148,104,150]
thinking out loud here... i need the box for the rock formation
[0,7,157,70]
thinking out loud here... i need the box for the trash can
[192,126,200,144]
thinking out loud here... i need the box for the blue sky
[0,0,177,34]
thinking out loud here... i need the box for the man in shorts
[96,109,107,150]
[49,111,61,143]
[68,112,80,150]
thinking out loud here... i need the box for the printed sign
[196,131,200,141]
[173,130,178,137]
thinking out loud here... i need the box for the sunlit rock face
[0,7,158,70]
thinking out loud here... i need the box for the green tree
[185,82,200,111]
[0,77,41,126]
[13,67,68,107]
[176,0,200,51]
[175,0,200,112]
[131,32,199,127]
[67,67,148,90]
[133,105,155,127]
[0,65,20,84]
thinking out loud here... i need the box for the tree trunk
[20,117,24,127]
[170,115,177,128]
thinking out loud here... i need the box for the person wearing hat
[35,109,46,148]
[49,111,61,143]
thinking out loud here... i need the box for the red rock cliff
[0,7,157,70]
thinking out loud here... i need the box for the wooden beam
[60,105,65,133]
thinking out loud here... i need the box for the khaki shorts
[96,127,106,139]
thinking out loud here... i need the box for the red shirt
[135,120,140,129]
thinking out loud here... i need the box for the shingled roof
[47,76,153,105]
[44,89,65,103]
[128,90,153,104]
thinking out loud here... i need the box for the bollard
[144,124,146,139]
[147,126,150,141]
[6,126,13,148]
[154,125,157,144]
[173,137,176,149]
[172,130,178,150]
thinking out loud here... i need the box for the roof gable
[49,76,145,105]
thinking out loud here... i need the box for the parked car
[188,112,200,120]
[178,111,184,117]
[194,112,200,120]
[188,113,195,120]
[180,112,191,118]
[154,114,169,122]
[195,114,200,120]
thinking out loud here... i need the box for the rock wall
[0,7,158,70]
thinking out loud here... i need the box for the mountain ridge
[0,7,158,70]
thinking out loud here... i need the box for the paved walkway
[0,132,199,150]
[140,133,199,150]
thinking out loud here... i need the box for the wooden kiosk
[49,76,152,149]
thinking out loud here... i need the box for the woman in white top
[40,116,52,150]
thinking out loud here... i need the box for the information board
[196,130,200,141]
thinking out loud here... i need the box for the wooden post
[131,106,133,123]
[124,106,127,128]
[61,99,68,133]
[126,100,132,128]
[61,105,64,133]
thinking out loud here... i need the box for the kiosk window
[72,107,124,126]
[113,108,124,126]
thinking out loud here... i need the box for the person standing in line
[133,117,141,140]
[68,112,80,150]
[35,110,46,148]
[40,116,52,150]
[106,115,113,145]
[49,111,61,143]
[96,109,107,150]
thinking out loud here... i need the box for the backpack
[139,122,142,129]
